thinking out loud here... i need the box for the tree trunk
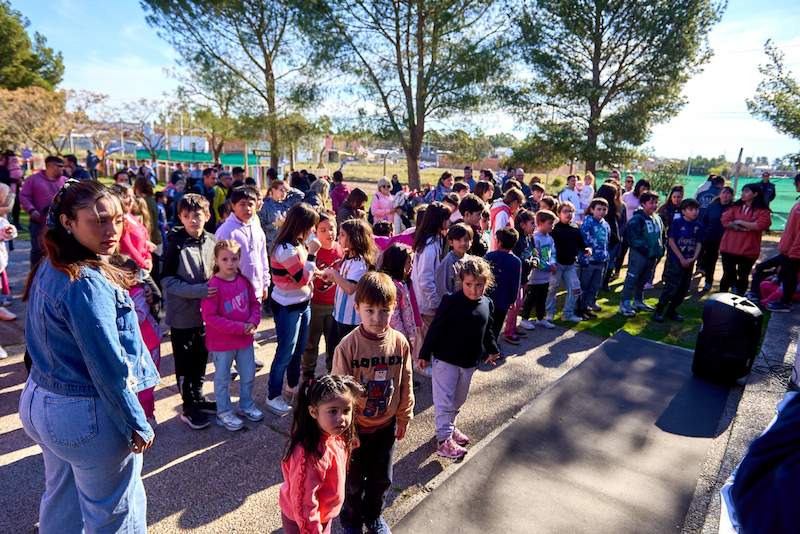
[406,150,421,190]
[267,72,279,171]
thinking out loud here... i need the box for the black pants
[657,259,692,314]
[29,220,44,267]
[490,306,507,343]
[341,421,396,528]
[780,257,800,304]
[700,238,721,284]
[170,326,209,406]
[615,231,629,272]
[327,320,358,371]
[749,254,784,296]
[720,253,756,295]
[521,283,548,320]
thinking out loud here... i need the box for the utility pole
[733,147,744,193]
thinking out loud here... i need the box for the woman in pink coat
[370,177,395,223]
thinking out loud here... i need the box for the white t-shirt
[622,191,640,222]
[333,256,369,325]
[559,188,583,222]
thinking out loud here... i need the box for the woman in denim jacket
[18,180,159,533]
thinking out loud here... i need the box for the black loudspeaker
[692,293,763,383]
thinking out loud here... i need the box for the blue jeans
[268,300,311,400]
[212,345,256,414]
[578,262,606,309]
[18,379,147,533]
[621,250,655,303]
[546,264,580,316]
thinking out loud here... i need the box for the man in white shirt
[558,175,583,223]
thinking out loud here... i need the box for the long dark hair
[413,201,450,253]
[343,188,368,210]
[23,180,132,301]
[734,183,769,211]
[379,243,412,281]
[284,375,364,463]
[633,179,650,198]
[273,202,319,252]
[339,218,378,267]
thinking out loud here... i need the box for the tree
[121,99,167,162]
[0,87,94,155]
[142,0,316,170]
[488,133,519,149]
[276,112,312,170]
[0,1,64,90]
[514,0,724,173]
[302,0,510,189]
[427,129,492,165]
[646,161,686,195]
[747,40,800,145]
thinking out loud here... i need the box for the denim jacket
[26,260,158,441]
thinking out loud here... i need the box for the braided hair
[283,374,364,463]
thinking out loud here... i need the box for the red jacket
[779,200,800,259]
[719,205,772,259]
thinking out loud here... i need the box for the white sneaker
[0,345,7,359]
[216,411,244,431]
[0,307,16,321]
[562,314,583,322]
[536,319,556,329]
[265,396,292,416]
[238,406,264,422]
[519,319,536,330]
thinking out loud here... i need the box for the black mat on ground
[395,331,731,534]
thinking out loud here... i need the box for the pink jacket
[201,274,261,351]
[279,434,347,533]
[120,214,151,269]
[390,280,417,353]
[370,191,394,222]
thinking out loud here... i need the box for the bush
[645,162,686,195]
[550,178,563,190]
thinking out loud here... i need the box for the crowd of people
[2,148,799,534]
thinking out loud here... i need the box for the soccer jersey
[668,216,703,262]
[333,256,369,325]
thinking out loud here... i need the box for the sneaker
[254,357,265,370]
[652,312,665,323]
[436,437,468,459]
[588,304,602,312]
[0,307,16,321]
[535,319,555,329]
[265,396,292,416]
[180,408,210,430]
[766,301,792,313]
[0,345,6,359]
[562,314,583,322]
[633,301,655,312]
[238,406,264,422]
[364,515,391,534]
[519,319,536,330]
[194,399,218,414]
[452,427,470,446]
[667,312,685,322]
[216,411,244,431]
[503,334,521,345]
[619,302,636,317]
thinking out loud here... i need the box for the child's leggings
[431,358,476,442]
[137,346,161,419]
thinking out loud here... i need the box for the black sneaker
[180,408,210,430]
[194,400,217,414]
[667,312,685,322]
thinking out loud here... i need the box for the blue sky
[12,0,800,161]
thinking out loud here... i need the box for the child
[520,210,557,330]
[330,169,351,214]
[700,186,733,291]
[577,198,611,317]
[435,222,473,296]
[268,203,323,416]
[444,193,462,223]
[546,202,585,323]
[202,240,263,430]
[539,195,558,213]
[489,187,525,251]
[654,199,703,322]
[411,202,451,349]
[302,212,344,380]
[155,191,168,244]
[379,243,418,355]
[332,272,415,534]
[619,192,664,317]
[111,184,156,271]
[418,256,501,459]
[280,375,364,534]
[526,183,545,212]
[161,193,218,429]
[459,194,488,256]
[324,218,378,355]
[508,209,537,336]
[485,227,522,344]
[372,220,393,237]
[0,183,17,338]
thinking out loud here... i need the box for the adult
[696,175,725,218]
[757,171,776,208]
[21,156,67,266]
[330,170,350,213]
[189,163,202,188]
[85,150,100,179]
[623,174,635,193]
[513,168,532,198]
[0,150,23,227]
[63,155,91,181]
[19,180,157,533]
[699,186,734,291]
[558,175,582,222]
[719,184,771,295]
[113,170,131,185]
[425,172,454,203]
[464,166,475,190]
[231,166,246,184]
[336,188,369,226]
[199,168,218,231]
[259,179,305,252]
[370,177,394,223]
[390,174,402,195]
[596,180,624,287]
[473,180,494,204]
[170,162,186,184]
[695,173,716,197]
[290,170,311,193]
[212,171,233,221]
[747,174,800,312]
[305,178,331,212]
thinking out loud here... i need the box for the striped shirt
[333,256,369,325]
[270,242,315,306]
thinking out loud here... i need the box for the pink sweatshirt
[279,434,347,534]
[370,191,394,222]
[201,274,261,352]
[120,214,151,269]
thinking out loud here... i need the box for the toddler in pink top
[201,240,262,431]
[280,375,363,534]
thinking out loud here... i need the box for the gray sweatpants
[432,358,476,443]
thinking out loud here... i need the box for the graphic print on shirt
[223,287,249,315]
[316,256,343,295]
[362,364,395,418]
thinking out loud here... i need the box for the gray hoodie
[161,227,216,328]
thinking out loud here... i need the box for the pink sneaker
[452,427,470,446]
[436,437,468,459]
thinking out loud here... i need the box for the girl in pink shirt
[280,375,364,534]
[111,184,155,271]
[201,240,262,431]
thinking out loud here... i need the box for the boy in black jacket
[546,201,587,322]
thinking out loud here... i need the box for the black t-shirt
[551,222,585,265]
